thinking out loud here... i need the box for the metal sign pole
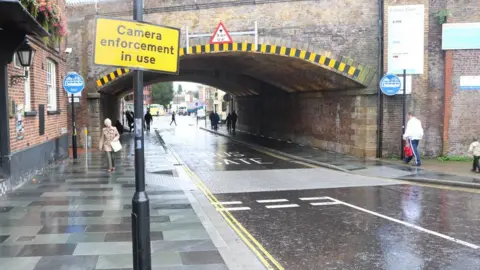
[254,21,258,51]
[131,0,151,269]
[71,94,77,159]
[186,25,189,55]
[401,69,407,160]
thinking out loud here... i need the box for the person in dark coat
[213,112,220,131]
[209,112,215,129]
[231,111,238,134]
[125,110,134,132]
[226,113,232,133]
[170,111,177,126]
[115,120,124,135]
[144,110,153,132]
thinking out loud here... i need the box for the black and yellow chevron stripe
[96,42,365,88]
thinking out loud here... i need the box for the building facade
[0,0,69,195]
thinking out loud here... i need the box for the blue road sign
[379,74,401,96]
[63,72,85,94]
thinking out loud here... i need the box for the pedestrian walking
[144,109,153,132]
[99,118,121,173]
[213,111,220,131]
[403,112,424,166]
[125,110,134,132]
[170,111,177,126]
[468,138,480,173]
[115,120,124,135]
[226,113,232,133]
[209,112,214,129]
[231,111,238,134]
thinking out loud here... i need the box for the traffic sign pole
[63,72,85,160]
[131,0,151,269]
[71,94,77,159]
[401,69,407,160]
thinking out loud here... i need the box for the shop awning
[0,0,49,37]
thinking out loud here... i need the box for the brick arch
[96,41,375,90]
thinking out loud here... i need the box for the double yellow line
[169,150,284,270]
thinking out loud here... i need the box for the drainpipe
[376,0,385,158]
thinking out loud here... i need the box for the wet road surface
[157,116,480,269]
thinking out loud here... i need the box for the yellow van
[148,104,164,116]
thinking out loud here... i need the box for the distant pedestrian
[226,113,232,133]
[213,111,220,131]
[231,111,238,134]
[403,112,424,166]
[468,138,480,173]
[209,112,215,129]
[99,118,120,173]
[125,110,134,132]
[115,120,124,135]
[144,109,153,132]
[170,111,177,126]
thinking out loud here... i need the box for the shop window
[46,59,57,111]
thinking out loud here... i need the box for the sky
[173,82,199,92]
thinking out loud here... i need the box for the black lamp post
[10,39,34,86]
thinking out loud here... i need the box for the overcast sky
[173,82,199,92]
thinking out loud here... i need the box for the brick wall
[8,0,69,153]
[236,91,377,157]
[443,2,480,155]
[8,37,68,153]
[381,0,446,157]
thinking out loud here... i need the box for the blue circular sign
[63,72,85,94]
[379,74,401,96]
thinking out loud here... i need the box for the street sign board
[63,72,85,94]
[210,22,233,44]
[93,17,180,74]
[379,74,402,96]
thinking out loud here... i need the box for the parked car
[177,106,187,115]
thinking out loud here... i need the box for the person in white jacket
[403,112,424,166]
[468,138,480,173]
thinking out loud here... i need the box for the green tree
[177,84,183,94]
[151,82,174,107]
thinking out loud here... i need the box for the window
[46,59,57,111]
[24,67,31,111]
[13,54,21,69]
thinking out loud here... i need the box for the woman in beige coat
[99,118,120,172]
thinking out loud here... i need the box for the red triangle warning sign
[210,22,233,44]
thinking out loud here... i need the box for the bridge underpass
[94,41,377,157]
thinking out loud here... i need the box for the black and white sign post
[131,0,151,269]
[63,72,85,160]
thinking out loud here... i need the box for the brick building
[124,85,152,105]
[0,0,69,194]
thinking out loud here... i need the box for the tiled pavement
[0,133,228,270]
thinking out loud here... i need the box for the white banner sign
[387,5,425,74]
[460,76,480,90]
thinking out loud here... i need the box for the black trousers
[474,156,480,171]
[232,122,236,132]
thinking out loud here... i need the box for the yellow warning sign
[93,17,180,74]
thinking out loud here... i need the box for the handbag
[404,144,413,158]
[110,140,122,152]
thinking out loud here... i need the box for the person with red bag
[404,139,413,158]
[403,112,424,166]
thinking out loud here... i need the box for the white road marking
[325,196,480,249]
[310,202,342,206]
[287,141,292,144]
[218,207,251,211]
[268,137,273,139]
[256,199,289,203]
[299,197,331,201]
[312,147,318,150]
[213,201,243,205]
[277,139,282,141]
[299,144,304,146]
[265,204,299,209]
[260,135,265,137]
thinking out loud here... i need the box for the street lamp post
[130,0,151,269]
